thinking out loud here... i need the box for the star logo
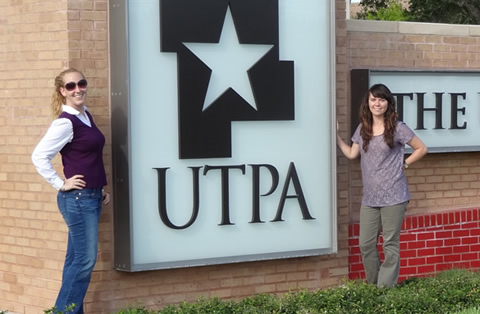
[160,0,295,159]
[183,7,273,111]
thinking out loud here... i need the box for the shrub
[365,0,408,21]
[44,304,77,314]
[44,269,479,314]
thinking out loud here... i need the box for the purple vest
[59,111,107,189]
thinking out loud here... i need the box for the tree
[356,0,480,24]
[408,0,480,24]
[365,1,407,21]
[356,0,407,20]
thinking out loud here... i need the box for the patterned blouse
[352,121,415,207]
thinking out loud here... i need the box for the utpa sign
[110,0,337,271]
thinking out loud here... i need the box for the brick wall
[349,208,480,281]
[1,1,69,312]
[343,20,480,222]
[344,20,480,284]
[0,0,110,313]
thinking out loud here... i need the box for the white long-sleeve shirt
[32,105,91,190]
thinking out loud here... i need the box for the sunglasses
[64,79,88,91]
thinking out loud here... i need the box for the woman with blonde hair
[337,83,427,288]
[32,68,110,313]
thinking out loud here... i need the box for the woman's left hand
[102,190,111,205]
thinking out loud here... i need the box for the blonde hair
[51,68,85,117]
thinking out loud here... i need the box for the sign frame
[110,0,337,271]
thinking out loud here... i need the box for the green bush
[456,308,480,314]
[116,269,480,314]
[116,304,156,314]
[44,304,77,314]
[365,0,408,21]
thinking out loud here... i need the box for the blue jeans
[55,188,103,314]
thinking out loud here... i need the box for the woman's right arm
[337,122,360,160]
[31,118,73,190]
[337,134,360,160]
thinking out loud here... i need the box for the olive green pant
[359,202,407,288]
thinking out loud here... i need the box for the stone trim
[347,19,480,37]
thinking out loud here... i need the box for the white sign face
[370,71,480,152]
[124,0,335,270]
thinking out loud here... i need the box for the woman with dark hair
[32,68,110,313]
[337,83,427,288]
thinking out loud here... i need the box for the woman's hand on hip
[62,174,86,191]
[102,190,111,205]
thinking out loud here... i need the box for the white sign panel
[117,0,336,270]
[370,71,480,152]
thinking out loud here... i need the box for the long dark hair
[359,84,398,152]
